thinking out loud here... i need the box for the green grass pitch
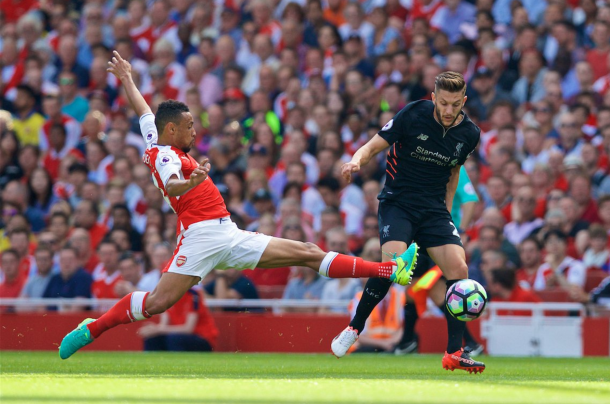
[1,352,609,404]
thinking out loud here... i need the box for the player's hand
[341,161,360,183]
[107,50,132,82]
[188,157,211,188]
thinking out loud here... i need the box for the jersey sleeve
[377,103,415,145]
[155,149,182,186]
[139,113,158,148]
[457,125,480,166]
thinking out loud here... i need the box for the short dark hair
[50,211,70,224]
[520,236,542,251]
[317,177,340,192]
[435,71,466,94]
[155,100,190,134]
[35,245,54,256]
[491,268,516,290]
[1,248,20,260]
[98,239,120,251]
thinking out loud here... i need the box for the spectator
[504,186,545,245]
[204,269,260,312]
[516,237,543,290]
[0,249,25,299]
[91,240,123,299]
[281,265,328,313]
[114,251,161,297]
[68,228,99,273]
[43,246,93,309]
[138,288,218,352]
[319,227,361,314]
[431,0,476,44]
[20,246,54,300]
[488,268,542,315]
[12,84,44,146]
[511,50,547,105]
[58,71,89,122]
[317,177,363,236]
[534,230,587,291]
[582,224,610,269]
[73,199,108,250]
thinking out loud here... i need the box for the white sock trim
[130,291,148,321]
[319,251,339,277]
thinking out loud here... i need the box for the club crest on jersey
[454,142,464,156]
[382,119,394,131]
[417,134,428,141]
[160,154,172,165]
[176,255,187,267]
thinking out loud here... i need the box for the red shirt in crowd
[91,263,123,299]
[493,286,542,316]
[166,289,219,348]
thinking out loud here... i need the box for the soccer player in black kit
[331,72,486,373]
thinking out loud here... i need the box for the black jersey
[377,100,480,206]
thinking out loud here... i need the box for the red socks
[87,292,151,339]
[320,252,395,279]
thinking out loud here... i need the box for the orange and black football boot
[442,347,486,374]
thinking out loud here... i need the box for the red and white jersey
[140,113,229,234]
[130,23,155,57]
[593,74,610,96]
[38,115,82,153]
[533,256,586,291]
[91,263,123,298]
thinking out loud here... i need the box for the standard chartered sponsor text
[410,146,450,165]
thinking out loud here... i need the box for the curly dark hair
[155,100,189,134]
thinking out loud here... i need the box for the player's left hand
[188,157,211,188]
[107,50,132,82]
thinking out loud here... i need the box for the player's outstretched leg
[257,238,418,285]
[59,273,198,359]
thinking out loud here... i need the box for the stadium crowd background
[1,0,610,327]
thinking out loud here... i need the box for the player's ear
[431,92,436,101]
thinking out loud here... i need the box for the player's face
[175,112,196,153]
[432,89,466,128]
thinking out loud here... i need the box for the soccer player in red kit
[58,51,419,359]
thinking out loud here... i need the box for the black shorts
[378,201,463,276]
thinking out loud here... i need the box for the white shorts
[165,217,272,280]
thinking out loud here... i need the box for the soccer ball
[445,279,487,321]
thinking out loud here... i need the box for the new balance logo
[417,134,428,141]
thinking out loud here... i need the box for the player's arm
[165,158,211,197]
[107,50,152,117]
[341,134,390,183]
[445,165,461,213]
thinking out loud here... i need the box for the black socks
[349,277,393,333]
[445,279,466,353]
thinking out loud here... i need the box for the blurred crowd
[1,0,610,321]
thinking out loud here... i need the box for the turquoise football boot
[59,318,95,359]
[389,242,419,286]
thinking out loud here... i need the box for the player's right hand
[107,50,132,81]
[188,157,211,188]
[341,161,360,183]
